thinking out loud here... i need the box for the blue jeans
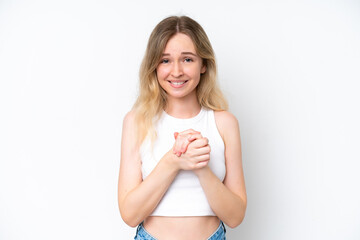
[134,221,226,240]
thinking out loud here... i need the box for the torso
[140,109,226,239]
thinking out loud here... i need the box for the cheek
[156,68,168,90]
[185,65,202,78]
[156,66,169,80]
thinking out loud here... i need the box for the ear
[201,64,206,74]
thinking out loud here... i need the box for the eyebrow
[162,52,198,56]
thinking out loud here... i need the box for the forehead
[163,33,196,53]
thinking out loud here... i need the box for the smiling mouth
[168,80,188,86]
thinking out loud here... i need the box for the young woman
[118,16,247,240]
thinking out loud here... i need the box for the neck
[165,93,201,119]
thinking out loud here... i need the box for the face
[156,33,206,101]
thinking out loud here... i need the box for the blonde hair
[133,16,228,144]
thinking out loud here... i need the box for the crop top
[140,107,226,216]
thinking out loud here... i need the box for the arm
[118,111,179,227]
[117,112,210,227]
[194,111,247,228]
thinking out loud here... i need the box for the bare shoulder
[122,110,140,136]
[214,110,238,125]
[214,110,240,139]
[121,109,140,149]
[123,110,136,127]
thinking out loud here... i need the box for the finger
[174,132,179,139]
[179,129,200,136]
[189,138,209,149]
[188,133,203,142]
[193,145,211,156]
[180,140,190,153]
[174,135,190,153]
[173,143,182,154]
[178,135,198,153]
[195,153,210,162]
[195,160,209,169]
[175,134,196,153]
[173,139,182,153]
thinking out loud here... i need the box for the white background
[1,0,359,239]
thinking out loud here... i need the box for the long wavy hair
[133,16,228,144]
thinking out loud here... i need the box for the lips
[168,80,188,88]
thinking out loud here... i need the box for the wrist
[163,150,180,174]
[194,165,211,178]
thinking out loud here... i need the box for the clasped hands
[171,129,211,172]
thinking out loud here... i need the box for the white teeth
[171,81,185,85]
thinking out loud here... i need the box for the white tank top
[140,107,226,216]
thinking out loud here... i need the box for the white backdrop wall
[0,0,359,239]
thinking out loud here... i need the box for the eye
[184,58,193,63]
[160,59,169,64]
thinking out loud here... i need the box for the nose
[171,62,183,78]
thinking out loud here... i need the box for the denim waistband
[134,220,226,240]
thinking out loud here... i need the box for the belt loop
[221,221,226,233]
[136,222,142,235]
